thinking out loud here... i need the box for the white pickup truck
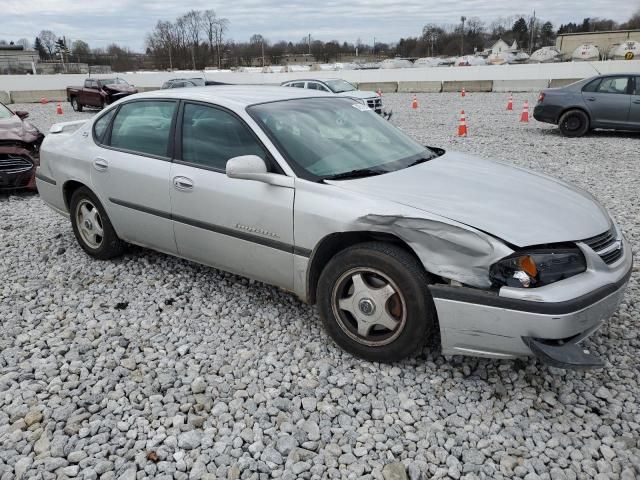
[281,78,391,119]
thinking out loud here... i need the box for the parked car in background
[281,78,391,119]
[534,74,640,137]
[67,78,138,112]
[162,78,206,89]
[36,86,631,367]
[0,101,43,190]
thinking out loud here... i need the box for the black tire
[70,97,83,112]
[317,242,436,363]
[70,187,124,260]
[558,109,589,137]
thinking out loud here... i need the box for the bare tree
[182,10,202,69]
[38,30,57,58]
[213,17,229,68]
[17,38,31,49]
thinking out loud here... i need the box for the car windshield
[98,78,129,87]
[0,102,13,120]
[249,97,435,180]
[324,79,357,93]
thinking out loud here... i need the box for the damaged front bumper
[429,236,633,369]
[0,147,38,190]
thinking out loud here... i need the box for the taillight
[538,92,545,103]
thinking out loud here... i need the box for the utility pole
[460,16,466,56]
[308,34,311,55]
[262,39,265,67]
[373,36,376,56]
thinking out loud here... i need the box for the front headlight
[490,249,586,288]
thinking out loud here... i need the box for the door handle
[173,176,193,191]
[93,158,108,171]
[586,97,596,101]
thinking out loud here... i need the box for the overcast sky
[3,0,637,51]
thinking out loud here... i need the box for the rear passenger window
[109,101,176,157]
[93,109,116,144]
[180,103,267,171]
[595,77,629,95]
[291,82,305,88]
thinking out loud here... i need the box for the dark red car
[67,77,138,111]
[0,102,44,190]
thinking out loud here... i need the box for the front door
[170,101,295,289]
[89,99,178,254]
[629,76,640,127]
[582,75,631,127]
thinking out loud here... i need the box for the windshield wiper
[407,155,436,168]
[323,168,383,181]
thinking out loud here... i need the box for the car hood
[337,90,377,100]
[0,116,43,144]
[103,84,137,94]
[326,152,611,247]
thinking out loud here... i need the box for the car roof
[282,78,343,84]
[129,85,334,108]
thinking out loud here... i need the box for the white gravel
[1,94,639,480]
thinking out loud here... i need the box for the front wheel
[70,97,83,112]
[70,187,124,260]
[558,109,589,137]
[317,242,436,362]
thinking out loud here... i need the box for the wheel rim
[564,116,581,131]
[331,267,407,347]
[75,199,104,249]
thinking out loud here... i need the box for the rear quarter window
[93,109,116,144]
[582,79,601,92]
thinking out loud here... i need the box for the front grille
[0,155,33,174]
[581,227,623,265]
[366,98,383,112]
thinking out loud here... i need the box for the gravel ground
[1,94,639,480]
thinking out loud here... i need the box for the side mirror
[226,155,293,188]
[15,111,29,120]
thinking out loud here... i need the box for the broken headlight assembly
[490,249,586,288]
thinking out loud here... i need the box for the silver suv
[36,86,631,367]
[281,78,390,118]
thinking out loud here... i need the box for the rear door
[629,76,640,127]
[89,99,178,254]
[169,101,295,289]
[582,76,631,127]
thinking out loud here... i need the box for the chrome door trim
[108,197,312,257]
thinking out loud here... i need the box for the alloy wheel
[331,267,407,347]
[75,199,104,249]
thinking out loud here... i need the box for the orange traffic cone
[461,87,466,97]
[506,94,513,111]
[411,95,418,109]
[40,97,48,105]
[56,103,63,115]
[457,110,468,137]
[376,88,383,97]
[520,100,529,122]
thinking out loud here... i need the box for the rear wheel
[70,187,124,259]
[317,242,436,362]
[70,97,83,112]
[558,109,589,137]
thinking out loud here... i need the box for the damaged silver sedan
[36,87,632,368]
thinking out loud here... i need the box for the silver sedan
[36,86,632,367]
